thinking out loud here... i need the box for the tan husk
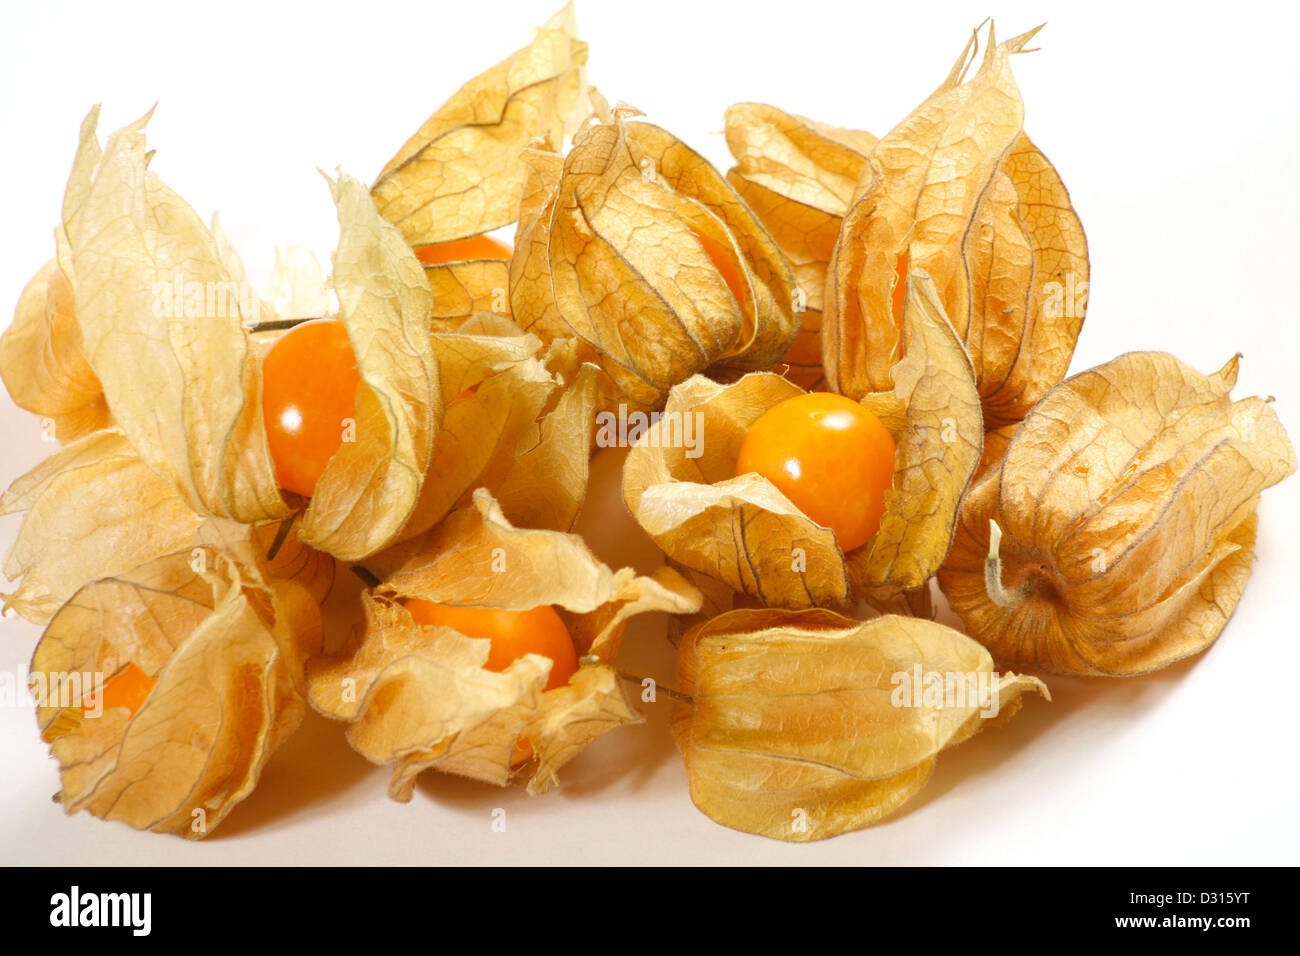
[0,257,109,442]
[308,489,701,798]
[673,608,1047,841]
[509,101,800,410]
[724,103,875,388]
[395,315,603,538]
[32,546,322,839]
[63,108,291,525]
[424,260,513,331]
[295,173,441,560]
[1,430,203,622]
[370,3,589,249]
[1,429,336,623]
[623,272,981,611]
[937,351,1296,675]
[824,24,1087,430]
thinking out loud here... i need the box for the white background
[2,0,1298,865]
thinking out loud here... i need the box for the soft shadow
[892,649,1208,820]
[209,708,376,839]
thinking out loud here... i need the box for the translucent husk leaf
[1,430,336,623]
[295,173,440,560]
[938,352,1297,675]
[0,258,109,442]
[62,108,290,524]
[1,430,204,622]
[509,105,799,409]
[624,273,980,611]
[846,272,984,599]
[264,245,331,322]
[825,24,1085,429]
[394,318,601,539]
[724,103,875,388]
[673,608,1047,841]
[33,547,322,839]
[309,490,701,797]
[960,134,1088,427]
[424,260,512,331]
[370,3,589,247]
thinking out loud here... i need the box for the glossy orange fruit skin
[689,225,746,307]
[414,235,512,265]
[405,601,578,692]
[735,392,896,553]
[260,319,361,498]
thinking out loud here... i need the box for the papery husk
[938,352,1296,676]
[395,315,602,538]
[673,608,1047,841]
[1,257,109,442]
[32,546,321,838]
[1,430,204,622]
[824,25,1087,429]
[1,430,336,623]
[724,103,875,389]
[509,102,800,410]
[264,245,332,323]
[62,108,290,525]
[370,3,589,249]
[295,173,440,560]
[846,272,984,605]
[424,260,512,331]
[308,489,701,797]
[623,273,980,612]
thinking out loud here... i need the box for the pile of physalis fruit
[2,5,1295,843]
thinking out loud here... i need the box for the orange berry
[405,601,578,692]
[414,235,512,265]
[260,319,361,497]
[736,392,896,553]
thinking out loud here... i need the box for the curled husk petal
[938,352,1296,675]
[510,103,800,409]
[623,273,981,611]
[724,103,875,388]
[370,3,589,248]
[2,430,204,622]
[0,429,335,623]
[308,490,701,798]
[32,547,322,839]
[825,25,1087,429]
[1,258,109,442]
[295,173,441,560]
[673,608,1047,841]
[397,316,603,538]
[63,108,290,524]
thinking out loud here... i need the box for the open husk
[938,352,1296,675]
[510,100,800,410]
[724,103,875,388]
[370,3,589,251]
[307,490,701,798]
[673,608,1047,841]
[32,546,322,838]
[399,315,605,538]
[824,25,1088,431]
[623,272,981,611]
